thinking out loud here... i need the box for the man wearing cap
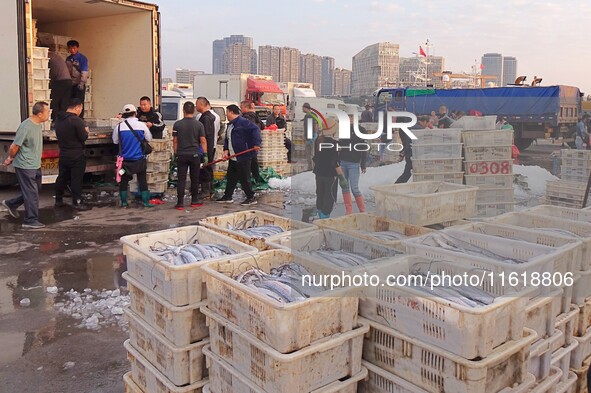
[113,104,154,208]
[66,40,89,118]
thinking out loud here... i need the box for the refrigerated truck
[0,0,161,185]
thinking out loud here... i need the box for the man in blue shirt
[66,40,89,118]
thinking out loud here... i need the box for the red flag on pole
[419,46,427,57]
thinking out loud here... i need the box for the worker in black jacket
[196,97,217,199]
[240,101,264,184]
[137,96,166,139]
[54,98,91,210]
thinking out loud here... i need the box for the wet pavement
[0,184,285,393]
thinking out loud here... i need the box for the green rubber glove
[202,153,209,165]
[338,174,349,190]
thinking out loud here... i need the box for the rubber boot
[141,191,155,207]
[120,191,129,208]
[342,191,353,215]
[318,211,330,219]
[355,194,366,213]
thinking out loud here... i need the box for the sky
[158,0,591,95]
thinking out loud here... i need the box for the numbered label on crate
[467,160,512,175]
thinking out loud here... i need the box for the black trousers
[71,86,86,118]
[120,159,148,192]
[5,168,42,225]
[50,80,71,120]
[315,175,338,216]
[176,154,201,203]
[225,159,254,199]
[395,154,412,183]
[285,137,292,162]
[250,155,261,182]
[55,155,86,203]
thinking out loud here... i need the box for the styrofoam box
[551,339,578,383]
[453,115,497,130]
[412,171,464,184]
[464,145,512,161]
[462,130,514,147]
[361,317,537,393]
[121,225,257,306]
[201,249,358,354]
[577,297,591,336]
[125,307,208,386]
[464,159,513,176]
[571,326,591,369]
[486,211,591,271]
[403,230,579,295]
[475,188,515,204]
[555,371,578,393]
[410,128,463,144]
[412,143,462,158]
[465,174,514,188]
[411,157,463,173]
[529,329,563,380]
[313,212,432,249]
[125,341,208,393]
[198,210,316,251]
[124,273,208,347]
[203,307,367,392]
[371,181,478,226]
[203,346,368,393]
[358,256,534,359]
[552,306,579,353]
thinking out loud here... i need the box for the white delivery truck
[278,82,316,121]
[0,0,161,185]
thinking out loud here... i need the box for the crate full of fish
[313,213,432,249]
[358,255,534,359]
[125,341,208,393]
[125,307,208,386]
[124,273,209,347]
[200,249,358,354]
[361,317,537,393]
[202,307,367,392]
[371,181,478,226]
[121,226,257,306]
[403,229,579,294]
[487,210,591,271]
[203,346,368,393]
[198,210,316,250]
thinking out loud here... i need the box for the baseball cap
[122,104,136,113]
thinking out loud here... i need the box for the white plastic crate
[358,256,533,359]
[410,128,462,144]
[552,306,579,353]
[198,210,316,251]
[313,213,432,249]
[551,340,579,383]
[561,165,591,179]
[527,204,591,224]
[577,297,591,336]
[150,138,173,152]
[474,202,515,219]
[541,197,584,209]
[201,249,358,354]
[571,326,591,369]
[546,180,587,201]
[123,372,143,393]
[358,361,431,393]
[526,291,561,341]
[527,366,563,393]
[529,329,563,380]
[411,157,463,173]
[147,150,172,162]
[571,356,591,393]
[203,346,367,393]
[412,171,464,184]
[124,273,209,346]
[573,270,591,308]
[32,68,49,79]
[465,174,514,188]
[403,230,578,295]
[203,307,367,392]
[412,143,462,158]
[555,371,578,393]
[32,57,48,69]
[128,179,169,194]
[125,341,208,393]
[560,172,589,183]
[147,160,171,173]
[464,145,512,161]
[125,307,208,386]
[562,149,591,160]
[488,211,591,271]
[33,89,51,101]
[121,226,257,306]
[464,159,513,176]
[145,171,168,183]
[32,46,48,58]
[32,78,49,90]
[361,318,537,393]
[371,181,478,226]
[562,157,591,169]
[462,130,514,147]
[475,188,515,204]
[452,115,497,130]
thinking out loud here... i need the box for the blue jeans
[340,160,361,197]
[6,168,42,224]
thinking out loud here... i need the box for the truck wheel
[515,138,534,150]
[0,172,17,187]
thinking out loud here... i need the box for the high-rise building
[175,68,204,84]
[223,43,256,74]
[352,42,399,96]
[399,56,445,86]
[321,56,335,96]
[258,46,300,82]
[300,53,323,96]
[502,56,518,86]
[212,35,255,74]
[481,53,503,86]
[333,68,352,97]
[258,45,281,81]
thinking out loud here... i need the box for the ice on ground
[55,288,130,331]
[63,362,75,370]
[20,298,31,306]
[46,286,58,294]
[513,165,558,198]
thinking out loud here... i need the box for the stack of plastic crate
[83,70,94,119]
[120,226,258,393]
[411,128,464,184]
[462,129,515,217]
[543,149,591,208]
[30,46,51,130]
[200,248,368,393]
[129,138,172,194]
[258,128,289,176]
